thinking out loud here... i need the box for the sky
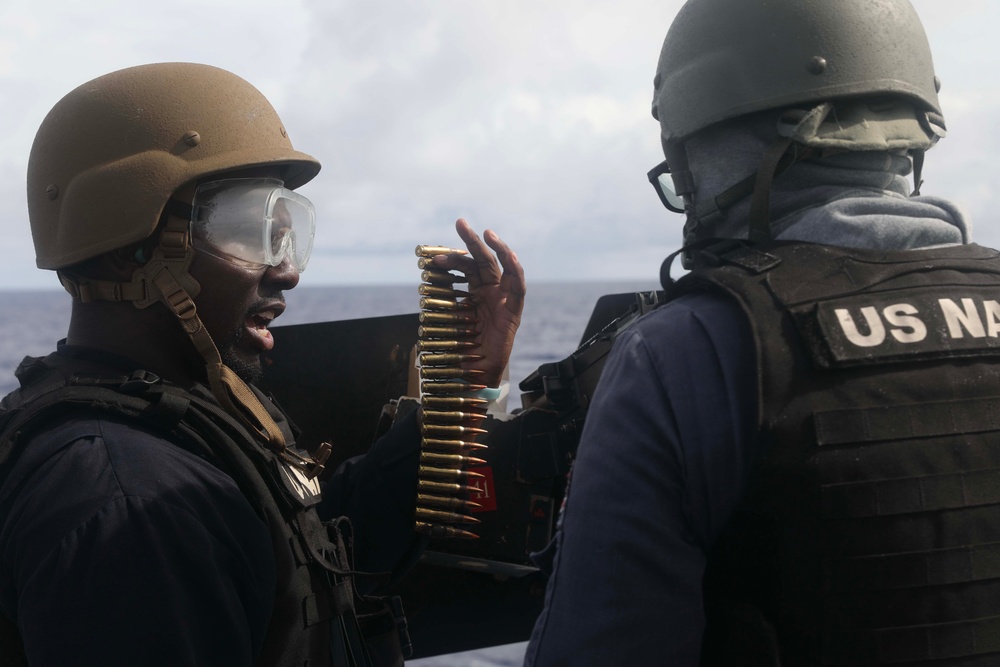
[1,0,997,290]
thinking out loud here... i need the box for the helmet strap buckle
[149,264,289,453]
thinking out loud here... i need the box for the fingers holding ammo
[485,229,526,314]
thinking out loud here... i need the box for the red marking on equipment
[468,466,497,512]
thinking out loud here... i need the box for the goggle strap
[150,266,288,454]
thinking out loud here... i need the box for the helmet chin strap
[58,211,289,455]
[746,136,795,243]
[669,134,804,266]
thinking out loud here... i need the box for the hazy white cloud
[1,0,997,289]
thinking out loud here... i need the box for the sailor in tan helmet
[1,62,525,666]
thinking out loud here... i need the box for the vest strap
[827,541,1000,593]
[815,397,1000,447]
[825,614,1000,665]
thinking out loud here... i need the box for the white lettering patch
[806,287,1000,366]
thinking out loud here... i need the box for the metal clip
[119,369,162,394]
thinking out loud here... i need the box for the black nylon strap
[822,467,1000,520]
[0,356,392,666]
[144,389,190,429]
[332,580,355,617]
[303,581,355,627]
[911,149,925,196]
[815,397,1000,447]
[826,541,1000,592]
[303,593,328,628]
[824,614,1000,665]
[748,136,794,243]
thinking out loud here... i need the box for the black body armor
[0,351,408,667]
[677,242,1000,666]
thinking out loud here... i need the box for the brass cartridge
[415,245,467,257]
[420,423,488,437]
[417,340,480,352]
[419,311,477,324]
[420,381,487,394]
[419,465,486,482]
[415,507,481,525]
[420,438,489,452]
[420,396,488,409]
[417,494,483,512]
[419,367,485,380]
[420,297,475,311]
[421,410,487,424]
[417,326,479,339]
[419,352,484,366]
[420,451,488,467]
[421,269,467,285]
[418,479,479,495]
[419,284,471,299]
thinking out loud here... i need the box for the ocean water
[0,279,659,665]
[0,280,660,397]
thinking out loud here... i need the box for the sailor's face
[189,249,299,385]
[183,166,303,384]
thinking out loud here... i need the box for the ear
[99,246,146,281]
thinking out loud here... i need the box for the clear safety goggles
[190,178,316,272]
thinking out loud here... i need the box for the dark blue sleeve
[318,409,424,585]
[0,416,276,667]
[524,292,758,667]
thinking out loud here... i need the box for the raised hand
[428,218,526,388]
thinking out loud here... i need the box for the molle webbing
[0,355,405,667]
[678,241,1000,666]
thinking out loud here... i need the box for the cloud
[277,0,683,284]
[2,0,998,290]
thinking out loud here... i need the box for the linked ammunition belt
[413,245,488,540]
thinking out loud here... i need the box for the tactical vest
[673,241,1000,667]
[0,351,409,667]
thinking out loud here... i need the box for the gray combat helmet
[652,0,942,143]
[649,0,946,247]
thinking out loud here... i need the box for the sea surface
[0,279,660,666]
[0,280,660,398]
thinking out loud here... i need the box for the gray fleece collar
[682,111,970,250]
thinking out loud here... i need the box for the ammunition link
[414,244,488,540]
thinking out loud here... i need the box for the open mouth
[244,307,281,352]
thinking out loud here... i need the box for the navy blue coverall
[0,346,421,666]
[524,290,757,666]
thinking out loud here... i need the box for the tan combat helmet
[26,62,321,459]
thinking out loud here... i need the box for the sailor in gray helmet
[525,1,998,665]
